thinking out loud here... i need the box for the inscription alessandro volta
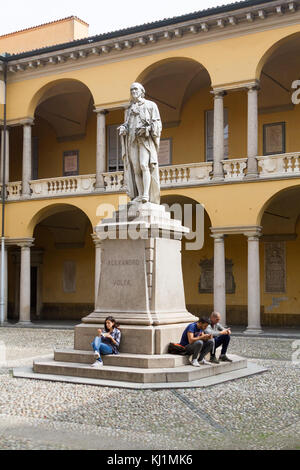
[105,259,140,266]
[105,259,140,287]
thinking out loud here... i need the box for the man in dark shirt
[180,317,214,367]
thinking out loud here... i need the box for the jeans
[91,336,113,362]
[213,335,230,355]
[185,339,214,361]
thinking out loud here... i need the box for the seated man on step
[205,311,232,364]
[179,317,214,367]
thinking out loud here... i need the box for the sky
[1,0,236,37]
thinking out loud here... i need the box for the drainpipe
[0,58,7,325]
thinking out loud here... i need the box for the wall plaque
[263,122,285,155]
[264,242,286,293]
[198,258,235,294]
[63,150,79,176]
[63,261,76,293]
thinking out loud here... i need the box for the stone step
[54,349,190,368]
[33,354,247,384]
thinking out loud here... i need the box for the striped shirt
[101,328,121,354]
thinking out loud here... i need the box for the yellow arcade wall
[6,85,300,183]
[183,212,300,325]
[2,16,300,324]
[5,22,300,121]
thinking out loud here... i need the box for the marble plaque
[199,258,236,294]
[63,261,76,293]
[265,242,286,293]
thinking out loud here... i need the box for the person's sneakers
[191,359,201,367]
[91,361,103,368]
[219,354,232,362]
[94,351,100,360]
[199,358,211,365]
[209,355,220,364]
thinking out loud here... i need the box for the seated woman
[90,316,121,368]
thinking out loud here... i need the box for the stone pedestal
[76,202,197,354]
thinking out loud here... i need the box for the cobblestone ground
[0,327,299,450]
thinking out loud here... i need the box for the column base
[212,175,224,182]
[17,321,32,326]
[244,172,258,180]
[20,194,31,200]
[243,327,263,335]
[94,185,105,193]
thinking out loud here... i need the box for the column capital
[210,89,227,98]
[16,238,34,248]
[246,80,260,92]
[210,233,224,240]
[94,108,109,115]
[244,227,262,239]
[19,118,34,127]
[210,225,262,236]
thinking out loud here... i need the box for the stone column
[21,119,34,198]
[244,230,262,334]
[211,233,226,324]
[245,84,259,179]
[212,91,226,180]
[92,234,102,307]
[0,243,8,324]
[1,128,9,184]
[95,109,108,190]
[18,239,34,324]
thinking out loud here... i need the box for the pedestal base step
[54,349,190,368]
[33,353,247,384]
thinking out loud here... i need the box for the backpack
[168,342,187,355]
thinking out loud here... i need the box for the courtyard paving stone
[0,327,299,450]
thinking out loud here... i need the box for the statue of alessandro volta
[119,82,162,205]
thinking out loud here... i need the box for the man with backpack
[179,317,214,367]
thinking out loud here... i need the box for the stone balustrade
[3,154,300,201]
[102,171,124,191]
[222,158,247,180]
[7,181,22,200]
[257,152,300,178]
[159,162,213,186]
[30,175,96,198]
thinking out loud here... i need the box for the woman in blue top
[90,316,121,368]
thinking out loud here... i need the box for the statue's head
[130,82,145,101]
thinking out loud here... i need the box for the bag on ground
[168,342,186,355]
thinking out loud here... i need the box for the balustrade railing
[4,153,300,202]
[30,175,96,198]
[257,152,300,177]
[222,158,247,180]
[7,182,22,201]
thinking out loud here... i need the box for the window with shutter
[107,124,123,172]
[205,109,228,162]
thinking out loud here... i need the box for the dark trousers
[185,339,214,361]
[213,335,230,355]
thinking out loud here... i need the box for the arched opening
[9,79,96,183]
[160,194,248,326]
[8,204,94,322]
[112,58,216,168]
[137,58,211,125]
[258,185,300,327]
[258,33,300,156]
[161,194,213,318]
